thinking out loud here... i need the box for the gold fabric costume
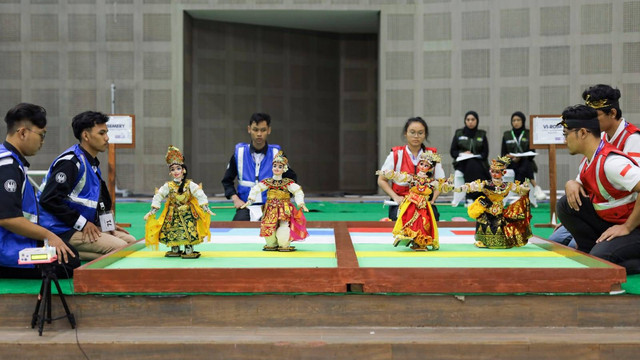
[392,175,439,250]
[145,180,211,249]
[260,178,299,238]
[469,181,532,249]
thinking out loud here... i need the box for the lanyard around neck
[510,130,524,152]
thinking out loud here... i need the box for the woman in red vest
[378,117,444,221]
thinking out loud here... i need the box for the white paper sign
[455,153,481,162]
[532,117,565,145]
[107,115,133,145]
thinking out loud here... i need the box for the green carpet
[0,278,74,295]
[622,274,640,294]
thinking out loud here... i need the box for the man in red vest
[564,84,640,209]
[552,85,640,248]
[556,105,640,274]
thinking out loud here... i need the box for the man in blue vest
[221,113,297,221]
[38,111,136,260]
[0,103,78,278]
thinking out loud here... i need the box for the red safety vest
[603,121,640,159]
[390,145,437,196]
[580,142,638,224]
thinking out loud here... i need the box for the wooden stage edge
[73,221,626,294]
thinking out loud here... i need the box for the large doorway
[184,10,378,195]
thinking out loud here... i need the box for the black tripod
[30,263,76,336]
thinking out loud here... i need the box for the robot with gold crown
[376,151,454,251]
[144,145,214,258]
[241,151,309,251]
[460,156,532,249]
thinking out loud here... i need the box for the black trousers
[455,158,490,201]
[388,203,440,222]
[556,195,640,274]
[232,208,250,221]
[508,157,535,183]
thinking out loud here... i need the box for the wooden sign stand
[529,115,565,228]
[107,114,135,225]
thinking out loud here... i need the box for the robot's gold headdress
[273,150,289,172]
[273,150,288,165]
[165,145,184,166]
[490,156,511,171]
[418,151,441,165]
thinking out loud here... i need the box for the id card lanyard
[510,130,524,153]
[98,201,115,232]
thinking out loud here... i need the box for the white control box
[18,246,57,265]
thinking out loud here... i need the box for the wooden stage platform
[5,222,635,359]
[3,293,640,359]
[73,221,626,294]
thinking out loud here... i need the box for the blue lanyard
[594,140,605,158]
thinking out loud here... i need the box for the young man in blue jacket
[38,111,136,260]
[221,113,297,221]
[0,103,77,278]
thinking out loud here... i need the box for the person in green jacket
[500,111,545,200]
[449,111,490,201]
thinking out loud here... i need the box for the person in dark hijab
[450,111,490,202]
[500,111,546,203]
[501,111,535,182]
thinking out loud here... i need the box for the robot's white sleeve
[287,182,305,206]
[151,183,170,209]
[247,182,268,203]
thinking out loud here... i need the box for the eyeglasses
[18,128,46,140]
[562,129,579,139]
[407,131,425,137]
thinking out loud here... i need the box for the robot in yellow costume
[144,145,214,258]
[461,156,532,249]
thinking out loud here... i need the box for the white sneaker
[451,191,466,207]
[534,185,547,200]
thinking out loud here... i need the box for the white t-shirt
[602,154,640,191]
[381,146,445,179]
[606,119,640,164]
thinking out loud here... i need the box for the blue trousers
[548,225,576,249]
